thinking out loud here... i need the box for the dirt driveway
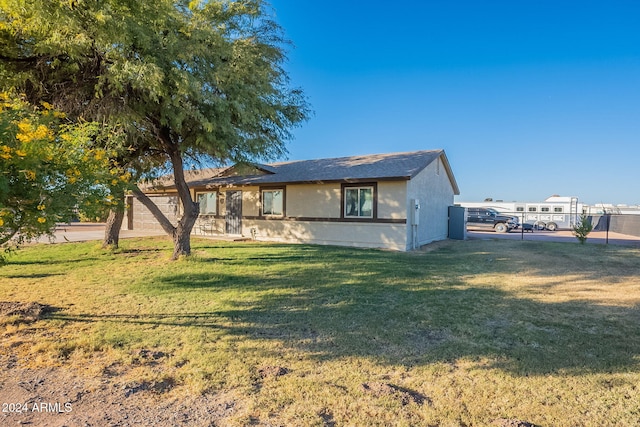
[466,228,640,247]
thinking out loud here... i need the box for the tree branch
[131,186,177,236]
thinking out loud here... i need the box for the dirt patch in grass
[361,381,431,406]
[0,303,239,426]
[0,366,241,427]
[493,419,539,427]
[0,301,56,325]
[258,365,290,379]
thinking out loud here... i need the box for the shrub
[572,214,593,244]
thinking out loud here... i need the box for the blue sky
[267,1,640,205]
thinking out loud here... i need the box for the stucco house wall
[378,181,407,220]
[129,150,459,251]
[245,219,408,250]
[240,181,408,250]
[286,183,341,218]
[406,156,456,248]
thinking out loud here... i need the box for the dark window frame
[260,186,286,218]
[195,190,219,216]
[340,182,378,221]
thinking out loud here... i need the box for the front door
[225,190,242,235]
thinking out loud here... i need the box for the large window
[197,192,217,215]
[344,186,373,218]
[262,189,284,216]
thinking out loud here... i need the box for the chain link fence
[462,210,640,246]
[589,214,640,238]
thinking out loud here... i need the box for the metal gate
[225,190,242,235]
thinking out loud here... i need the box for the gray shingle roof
[149,150,459,194]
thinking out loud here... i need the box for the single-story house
[126,149,460,251]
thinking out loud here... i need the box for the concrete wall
[406,156,456,248]
[241,186,260,217]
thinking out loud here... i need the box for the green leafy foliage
[0,0,310,257]
[0,0,309,164]
[0,93,130,256]
[572,214,593,244]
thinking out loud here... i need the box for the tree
[0,93,128,260]
[572,214,593,244]
[0,0,309,259]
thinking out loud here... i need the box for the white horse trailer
[457,196,583,231]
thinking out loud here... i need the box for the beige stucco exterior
[246,219,408,250]
[406,157,456,248]
[128,152,458,251]
[377,181,406,220]
[185,182,409,249]
[286,184,341,218]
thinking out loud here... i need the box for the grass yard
[1,237,639,426]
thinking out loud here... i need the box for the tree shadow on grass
[6,257,102,266]
[5,273,65,279]
[48,241,640,377]
[212,283,640,376]
[50,277,640,376]
[48,312,224,328]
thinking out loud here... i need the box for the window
[528,206,537,212]
[554,207,564,213]
[344,186,373,218]
[541,206,550,212]
[516,206,525,212]
[196,192,217,215]
[262,189,284,216]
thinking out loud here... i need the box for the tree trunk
[172,215,198,259]
[102,192,125,249]
[130,132,199,260]
[167,147,199,260]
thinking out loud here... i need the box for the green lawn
[1,237,639,426]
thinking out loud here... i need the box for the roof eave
[438,152,460,195]
[190,175,411,189]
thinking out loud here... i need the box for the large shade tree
[0,0,309,259]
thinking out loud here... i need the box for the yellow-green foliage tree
[0,93,129,256]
